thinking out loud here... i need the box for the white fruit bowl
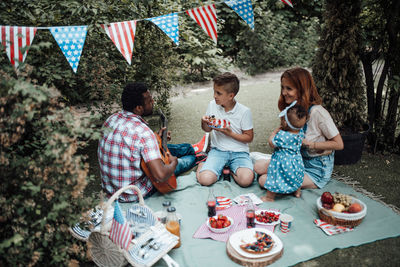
[206,216,234,234]
[317,196,367,226]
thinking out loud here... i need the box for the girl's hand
[302,139,312,149]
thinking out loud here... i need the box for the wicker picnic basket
[316,197,367,227]
[87,185,178,267]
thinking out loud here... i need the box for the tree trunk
[375,61,389,120]
[383,0,400,147]
[361,52,375,126]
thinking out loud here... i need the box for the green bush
[0,71,101,266]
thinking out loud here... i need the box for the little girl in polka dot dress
[261,101,308,202]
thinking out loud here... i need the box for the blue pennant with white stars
[49,26,88,73]
[225,0,255,30]
[146,13,179,46]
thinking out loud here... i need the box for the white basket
[316,196,367,227]
[86,185,179,267]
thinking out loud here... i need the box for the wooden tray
[226,241,283,267]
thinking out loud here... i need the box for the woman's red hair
[278,67,322,111]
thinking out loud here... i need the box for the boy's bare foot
[294,188,301,198]
[261,195,275,202]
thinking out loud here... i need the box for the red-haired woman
[254,67,344,194]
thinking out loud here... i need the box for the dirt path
[170,69,284,101]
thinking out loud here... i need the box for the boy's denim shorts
[303,152,334,188]
[200,148,253,179]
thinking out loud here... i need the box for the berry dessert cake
[240,231,274,254]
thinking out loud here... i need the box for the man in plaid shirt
[98,83,178,202]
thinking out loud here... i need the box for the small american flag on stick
[109,201,133,250]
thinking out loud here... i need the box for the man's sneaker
[192,133,209,154]
[195,152,208,164]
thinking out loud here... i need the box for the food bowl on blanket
[206,215,234,233]
[316,196,367,227]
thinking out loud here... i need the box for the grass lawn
[85,75,400,266]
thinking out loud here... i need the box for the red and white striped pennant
[0,26,37,69]
[101,20,137,65]
[109,202,133,250]
[186,4,218,44]
[280,0,293,8]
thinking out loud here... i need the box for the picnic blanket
[138,170,400,267]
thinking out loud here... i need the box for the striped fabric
[193,205,275,242]
[109,202,133,250]
[186,4,217,43]
[0,26,36,69]
[314,219,353,236]
[101,20,137,64]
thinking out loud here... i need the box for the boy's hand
[201,115,211,123]
[213,126,232,136]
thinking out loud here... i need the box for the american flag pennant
[146,13,179,46]
[280,0,293,8]
[101,20,137,65]
[109,201,133,250]
[224,0,255,30]
[49,26,88,73]
[0,26,37,69]
[186,4,218,44]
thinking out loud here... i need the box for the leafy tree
[312,0,367,133]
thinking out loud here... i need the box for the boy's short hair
[213,72,240,95]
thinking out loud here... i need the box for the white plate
[255,210,281,226]
[229,228,283,258]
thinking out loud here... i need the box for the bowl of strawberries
[206,214,234,233]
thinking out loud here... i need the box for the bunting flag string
[280,0,293,8]
[186,4,218,44]
[1,0,259,73]
[101,20,137,65]
[49,26,88,73]
[0,26,37,69]
[146,13,179,46]
[225,0,255,30]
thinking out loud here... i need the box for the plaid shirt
[98,111,161,202]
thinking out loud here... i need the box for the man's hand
[157,127,172,141]
[166,151,178,165]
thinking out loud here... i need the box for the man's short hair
[213,72,240,95]
[121,82,148,112]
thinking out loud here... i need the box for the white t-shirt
[305,105,339,157]
[206,100,253,152]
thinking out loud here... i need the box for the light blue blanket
[140,171,400,267]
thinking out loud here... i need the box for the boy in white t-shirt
[196,72,254,187]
